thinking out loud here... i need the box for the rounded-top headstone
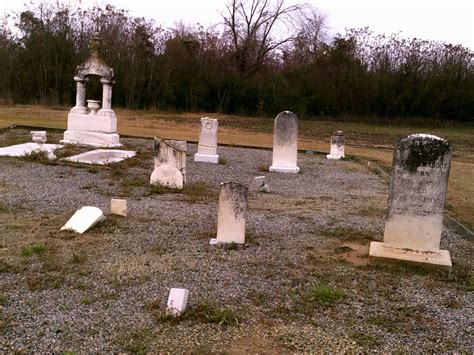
[150,164,183,189]
[216,181,248,244]
[269,111,299,173]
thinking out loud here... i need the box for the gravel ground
[0,128,472,353]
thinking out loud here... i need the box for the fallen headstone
[60,206,105,234]
[62,149,136,165]
[369,134,452,268]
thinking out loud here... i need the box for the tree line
[0,0,473,121]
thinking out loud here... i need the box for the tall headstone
[154,138,187,183]
[269,111,299,173]
[62,33,121,147]
[369,134,452,268]
[194,117,219,164]
[326,130,345,160]
[211,182,248,244]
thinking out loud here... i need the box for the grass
[218,156,228,165]
[307,282,344,306]
[21,243,47,257]
[148,183,182,195]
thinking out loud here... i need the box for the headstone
[369,134,452,268]
[61,33,121,147]
[327,130,345,160]
[167,288,189,316]
[0,143,61,158]
[211,182,248,244]
[269,111,300,173]
[111,198,127,217]
[150,165,184,189]
[253,176,270,193]
[31,131,47,143]
[154,138,187,183]
[60,206,105,234]
[62,149,135,165]
[194,117,219,164]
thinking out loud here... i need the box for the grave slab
[62,149,135,165]
[60,206,105,234]
[0,143,62,157]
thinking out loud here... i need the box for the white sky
[1,0,473,49]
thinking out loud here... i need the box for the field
[0,105,472,229]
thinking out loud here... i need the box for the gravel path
[0,128,472,353]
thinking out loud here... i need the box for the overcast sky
[1,0,473,49]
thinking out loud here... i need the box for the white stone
[369,134,452,268]
[60,206,105,234]
[63,149,136,165]
[194,117,219,163]
[327,130,345,160]
[167,288,189,316]
[111,198,127,217]
[154,138,187,183]
[253,176,266,189]
[215,182,248,244]
[31,131,47,143]
[150,165,183,189]
[269,111,299,173]
[0,143,61,157]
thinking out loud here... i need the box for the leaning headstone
[194,117,219,164]
[269,111,299,173]
[211,182,248,244]
[326,130,345,160]
[111,198,127,217]
[60,206,105,234]
[154,138,187,183]
[150,165,184,189]
[31,131,47,143]
[167,288,189,316]
[369,134,452,268]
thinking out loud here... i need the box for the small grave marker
[167,288,189,316]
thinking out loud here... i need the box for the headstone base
[61,131,121,148]
[326,154,343,160]
[269,165,300,173]
[369,241,452,269]
[209,238,244,245]
[194,153,219,164]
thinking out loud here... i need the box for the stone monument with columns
[62,33,121,147]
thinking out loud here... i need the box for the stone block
[111,198,127,217]
[60,206,105,234]
[167,288,189,316]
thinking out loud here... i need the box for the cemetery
[0,26,472,353]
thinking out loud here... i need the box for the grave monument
[369,134,452,268]
[154,138,187,183]
[194,117,219,163]
[269,111,299,173]
[326,130,345,160]
[62,33,121,147]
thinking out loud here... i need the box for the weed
[123,177,148,188]
[71,252,87,264]
[20,150,50,162]
[224,242,241,251]
[181,182,213,203]
[81,297,92,305]
[258,164,269,172]
[218,156,228,165]
[148,183,182,195]
[21,243,46,257]
[307,282,344,306]
[350,332,381,346]
[0,295,8,306]
[251,291,267,306]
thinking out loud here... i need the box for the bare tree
[223,0,304,75]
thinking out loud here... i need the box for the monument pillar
[100,78,112,111]
[71,76,87,114]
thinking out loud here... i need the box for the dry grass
[0,104,472,228]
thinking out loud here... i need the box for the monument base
[194,153,219,164]
[369,242,452,269]
[209,238,244,245]
[326,154,343,160]
[61,131,121,148]
[269,165,300,173]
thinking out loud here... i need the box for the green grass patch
[21,243,47,257]
[307,282,344,306]
[148,183,182,195]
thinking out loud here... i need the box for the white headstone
[167,288,189,316]
[150,165,184,189]
[269,111,299,173]
[194,117,219,164]
[31,131,47,143]
[213,182,248,244]
[60,206,105,234]
[111,198,127,217]
[369,134,452,268]
[154,138,187,183]
[327,130,345,160]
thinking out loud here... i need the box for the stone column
[70,76,87,113]
[100,78,112,110]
